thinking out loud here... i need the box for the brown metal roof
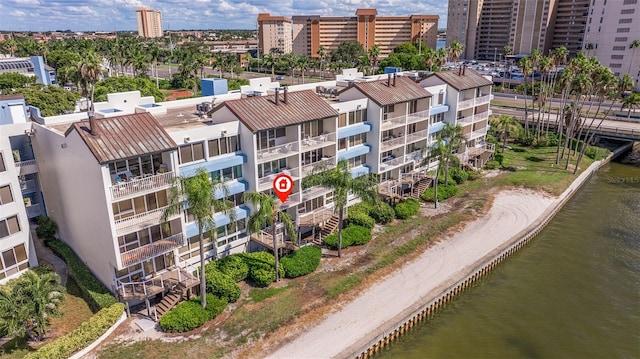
[66,113,177,164]
[348,76,432,107]
[0,94,25,101]
[211,89,338,133]
[426,68,493,91]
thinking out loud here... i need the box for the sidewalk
[31,227,68,286]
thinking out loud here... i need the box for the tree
[0,271,64,341]
[503,45,512,57]
[262,53,277,80]
[317,46,328,79]
[165,168,235,309]
[519,57,533,138]
[628,40,640,76]
[331,40,366,67]
[243,192,296,282]
[297,55,310,84]
[78,50,102,112]
[438,123,465,185]
[367,45,381,75]
[585,43,594,56]
[0,73,36,93]
[489,115,521,152]
[93,77,165,103]
[447,40,464,64]
[621,92,640,119]
[393,41,419,55]
[304,160,378,257]
[422,137,452,209]
[12,84,80,116]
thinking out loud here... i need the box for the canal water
[377,161,640,359]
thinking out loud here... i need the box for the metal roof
[211,89,338,133]
[66,113,177,164]
[425,68,493,91]
[347,76,432,107]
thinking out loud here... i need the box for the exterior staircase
[155,286,185,319]
[314,215,340,245]
[411,178,433,199]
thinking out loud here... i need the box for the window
[179,142,205,164]
[347,155,366,168]
[208,135,241,157]
[611,55,624,60]
[620,8,635,14]
[0,244,28,279]
[612,46,626,51]
[0,153,5,172]
[257,128,286,150]
[619,18,633,24]
[0,185,13,205]
[108,154,163,177]
[302,120,324,138]
[609,63,623,68]
[614,37,628,42]
[339,109,367,127]
[409,100,419,114]
[622,0,637,4]
[383,104,395,121]
[211,165,242,182]
[617,28,630,33]
[0,215,20,238]
[258,159,287,178]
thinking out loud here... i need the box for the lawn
[95,143,605,359]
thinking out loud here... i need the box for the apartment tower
[291,9,438,59]
[136,7,163,38]
[257,13,293,55]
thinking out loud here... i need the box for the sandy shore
[267,189,556,359]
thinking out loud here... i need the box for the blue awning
[350,165,371,178]
[429,104,449,116]
[179,152,247,177]
[337,122,372,139]
[338,144,371,161]
[429,122,445,134]
[214,179,248,199]
[185,205,250,238]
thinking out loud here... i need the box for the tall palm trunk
[337,206,344,258]
[523,77,530,138]
[273,218,279,282]
[433,166,440,209]
[198,225,207,308]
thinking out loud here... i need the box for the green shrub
[280,246,322,278]
[451,167,470,184]
[241,252,284,287]
[35,216,58,241]
[484,160,499,169]
[347,211,375,229]
[584,146,601,160]
[46,240,115,311]
[370,202,395,224]
[493,153,504,167]
[546,133,559,146]
[466,170,480,181]
[394,198,420,219]
[421,185,459,202]
[323,225,372,249]
[216,254,249,282]
[159,294,227,332]
[24,303,125,359]
[204,268,241,303]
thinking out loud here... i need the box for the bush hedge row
[216,254,249,282]
[323,225,372,250]
[280,246,322,278]
[241,252,284,287]
[348,202,395,225]
[46,240,116,311]
[204,267,241,303]
[421,185,459,203]
[159,294,227,333]
[346,211,375,229]
[24,303,125,359]
[394,198,420,219]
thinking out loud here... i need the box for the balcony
[381,114,407,130]
[464,129,488,141]
[300,133,336,151]
[279,192,301,209]
[406,110,430,124]
[120,233,185,268]
[116,266,199,301]
[257,141,299,164]
[20,179,38,194]
[14,159,37,175]
[257,167,300,191]
[298,205,335,226]
[114,206,179,235]
[458,115,475,125]
[25,203,42,218]
[301,156,336,177]
[458,98,475,110]
[404,150,424,164]
[379,155,405,171]
[405,129,428,144]
[110,172,175,201]
[476,94,491,105]
[474,111,489,122]
[380,135,405,151]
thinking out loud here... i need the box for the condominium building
[257,13,293,55]
[19,70,492,315]
[291,8,439,59]
[0,95,40,284]
[583,0,640,90]
[136,7,163,38]
[447,0,588,60]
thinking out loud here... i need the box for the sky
[0,0,448,32]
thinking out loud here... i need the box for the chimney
[462,66,466,75]
[392,73,396,87]
[283,87,288,104]
[275,87,280,106]
[387,73,392,86]
[458,66,462,76]
[88,111,97,136]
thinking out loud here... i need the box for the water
[436,40,446,50]
[378,162,640,359]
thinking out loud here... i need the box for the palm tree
[262,53,277,80]
[490,115,521,152]
[213,53,225,78]
[628,40,640,76]
[368,44,381,74]
[423,47,437,71]
[621,92,640,119]
[447,40,464,65]
[438,123,465,185]
[297,55,310,84]
[304,159,378,258]
[584,43,594,56]
[535,56,553,141]
[78,51,102,113]
[436,48,448,69]
[317,46,327,79]
[164,168,236,309]
[421,136,458,209]
[243,192,296,282]
[519,57,533,138]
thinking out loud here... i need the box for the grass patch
[324,273,363,300]
[249,286,288,303]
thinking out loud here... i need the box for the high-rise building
[136,7,163,38]
[583,0,640,90]
[447,0,589,61]
[291,9,438,59]
[257,13,293,55]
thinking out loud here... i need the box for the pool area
[138,103,162,108]
[99,108,122,113]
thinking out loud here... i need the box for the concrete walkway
[31,227,68,286]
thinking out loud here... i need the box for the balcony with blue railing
[337,122,372,139]
[179,152,246,177]
[337,144,371,161]
[429,104,449,116]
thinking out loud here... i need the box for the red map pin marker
[273,173,294,203]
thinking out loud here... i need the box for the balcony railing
[20,179,38,193]
[279,192,301,209]
[301,157,336,177]
[464,129,487,140]
[258,167,300,190]
[458,98,475,110]
[406,110,430,124]
[301,186,332,202]
[404,150,424,164]
[298,205,335,226]
[14,159,36,168]
[405,129,428,144]
[474,111,489,122]
[476,94,492,105]
[381,114,407,129]
[116,265,198,301]
[114,206,178,234]
[300,133,336,150]
[459,94,492,110]
[380,155,404,170]
[458,115,475,125]
[25,203,42,218]
[381,135,405,151]
[110,172,174,200]
[120,233,185,267]
[257,141,299,163]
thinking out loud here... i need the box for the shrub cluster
[35,216,58,241]
[24,303,125,359]
[204,267,241,303]
[348,201,395,226]
[346,211,375,229]
[241,252,284,287]
[46,240,116,311]
[323,225,372,249]
[421,185,459,203]
[280,246,322,278]
[215,254,249,282]
[159,294,227,333]
[466,170,480,181]
[394,198,420,219]
[484,160,499,169]
[450,167,470,184]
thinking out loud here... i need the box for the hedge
[241,252,284,287]
[24,303,125,359]
[348,201,395,224]
[159,294,227,332]
[281,246,322,278]
[204,268,241,303]
[323,225,372,249]
[421,185,459,203]
[346,211,375,229]
[35,216,58,241]
[46,240,116,311]
[216,254,249,282]
[450,168,470,184]
[394,198,420,219]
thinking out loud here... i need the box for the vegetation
[421,123,464,208]
[241,252,284,287]
[421,185,459,202]
[204,267,241,303]
[215,254,249,283]
[159,295,226,333]
[394,199,420,219]
[0,73,36,93]
[23,303,124,359]
[348,201,395,225]
[323,225,372,249]
[46,240,115,311]
[280,246,322,278]
[35,216,58,241]
[11,84,80,116]
[93,77,164,102]
[346,211,375,229]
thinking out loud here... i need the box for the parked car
[276,75,284,80]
